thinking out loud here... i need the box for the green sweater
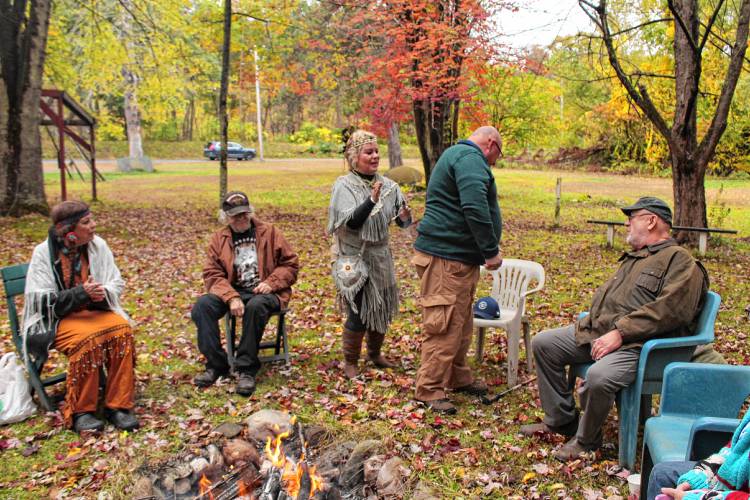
[415,140,502,265]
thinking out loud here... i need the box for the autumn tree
[345,0,505,181]
[580,0,750,237]
[0,0,51,215]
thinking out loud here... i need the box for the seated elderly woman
[22,201,138,433]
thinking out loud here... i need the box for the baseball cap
[473,296,501,320]
[621,196,673,226]
[222,191,251,216]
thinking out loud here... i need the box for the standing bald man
[412,126,504,414]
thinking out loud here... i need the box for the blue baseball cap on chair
[474,296,501,319]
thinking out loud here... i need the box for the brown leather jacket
[202,216,299,308]
[576,239,708,349]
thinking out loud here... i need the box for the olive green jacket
[575,239,709,348]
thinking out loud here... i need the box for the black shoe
[105,409,140,431]
[73,412,105,432]
[417,398,457,415]
[236,373,256,396]
[194,368,226,388]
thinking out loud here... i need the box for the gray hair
[344,129,377,171]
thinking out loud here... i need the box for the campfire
[133,409,407,500]
[196,419,325,500]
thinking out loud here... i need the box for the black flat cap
[621,196,672,226]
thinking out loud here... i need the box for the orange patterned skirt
[54,310,135,427]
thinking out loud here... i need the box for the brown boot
[342,329,365,379]
[366,331,397,369]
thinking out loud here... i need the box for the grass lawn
[1,160,748,499]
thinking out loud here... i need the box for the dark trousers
[192,292,280,376]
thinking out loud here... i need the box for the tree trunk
[672,153,708,236]
[0,0,51,215]
[387,122,403,168]
[181,97,194,141]
[218,0,232,206]
[119,0,143,160]
[413,98,458,184]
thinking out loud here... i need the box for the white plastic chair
[473,259,545,386]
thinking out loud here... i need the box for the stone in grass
[383,166,423,186]
[131,476,154,499]
[363,454,385,485]
[206,444,224,466]
[317,441,356,472]
[222,438,261,468]
[174,477,191,495]
[340,440,383,489]
[304,424,329,448]
[214,421,244,438]
[376,457,408,498]
[244,409,293,445]
[190,457,210,476]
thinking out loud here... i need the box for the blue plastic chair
[640,362,750,496]
[569,290,721,470]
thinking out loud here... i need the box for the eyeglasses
[490,139,503,158]
[627,212,654,222]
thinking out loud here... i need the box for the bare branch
[610,18,674,37]
[583,0,671,138]
[698,0,750,164]
[699,0,726,52]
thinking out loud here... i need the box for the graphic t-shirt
[232,227,260,292]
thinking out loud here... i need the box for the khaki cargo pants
[413,250,480,402]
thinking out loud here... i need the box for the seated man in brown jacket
[520,197,708,460]
[192,191,299,395]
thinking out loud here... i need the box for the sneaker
[194,368,226,388]
[553,437,600,461]
[418,398,457,415]
[454,380,489,396]
[73,412,104,432]
[105,409,140,431]
[236,373,256,396]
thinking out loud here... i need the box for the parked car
[203,141,256,160]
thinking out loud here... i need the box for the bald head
[468,126,502,166]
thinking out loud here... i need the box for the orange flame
[198,474,214,499]
[237,479,252,499]
[263,424,324,499]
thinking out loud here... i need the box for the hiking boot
[105,409,139,431]
[194,368,226,388]
[553,437,600,461]
[520,413,579,438]
[236,373,256,396]
[419,398,457,415]
[73,412,104,433]
[366,331,397,369]
[454,380,489,396]
[342,329,365,379]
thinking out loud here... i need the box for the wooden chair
[1,264,66,411]
[224,309,289,373]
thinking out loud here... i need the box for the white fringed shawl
[22,235,131,361]
[327,173,408,333]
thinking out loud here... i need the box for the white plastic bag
[0,352,37,425]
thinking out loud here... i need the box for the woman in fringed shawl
[22,201,138,433]
[327,129,412,378]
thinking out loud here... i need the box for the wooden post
[554,177,562,227]
[57,96,67,201]
[698,233,708,256]
[606,224,615,248]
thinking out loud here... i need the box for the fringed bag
[332,238,368,312]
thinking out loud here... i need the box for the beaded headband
[346,135,377,153]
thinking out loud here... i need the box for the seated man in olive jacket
[191,191,299,396]
[520,197,708,461]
